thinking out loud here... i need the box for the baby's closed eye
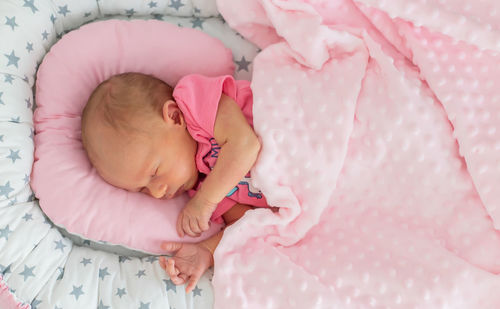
[151,166,159,178]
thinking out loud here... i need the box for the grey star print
[0,264,11,275]
[23,0,39,14]
[191,17,204,29]
[119,255,131,263]
[4,50,20,68]
[5,16,19,30]
[193,285,202,296]
[164,279,177,292]
[54,239,67,252]
[81,258,92,266]
[169,0,184,11]
[97,300,110,309]
[0,182,14,198]
[99,267,111,280]
[5,74,14,84]
[7,149,21,163]
[236,56,251,71]
[116,287,127,298]
[138,301,151,309]
[136,269,146,278]
[58,5,70,16]
[57,267,64,280]
[26,192,34,203]
[70,285,84,300]
[19,265,35,281]
[0,225,12,240]
[126,8,136,17]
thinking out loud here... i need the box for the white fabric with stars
[0,0,258,308]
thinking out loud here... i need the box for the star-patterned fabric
[0,0,258,308]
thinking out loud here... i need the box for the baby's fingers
[189,218,202,236]
[186,271,202,294]
[199,218,210,232]
[176,212,185,237]
[166,259,179,276]
[161,242,183,254]
[182,216,198,237]
[166,259,183,284]
[159,256,167,270]
[179,273,188,283]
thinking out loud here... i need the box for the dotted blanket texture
[213,0,500,308]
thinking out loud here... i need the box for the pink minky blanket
[213,0,500,307]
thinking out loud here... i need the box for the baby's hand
[177,194,218,237]
[159,242,213,294]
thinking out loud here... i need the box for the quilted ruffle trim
[0,276,30,309]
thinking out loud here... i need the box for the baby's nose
[149,183,168,199]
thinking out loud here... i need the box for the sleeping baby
[80,72,269,293]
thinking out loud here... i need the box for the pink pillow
[32,19,232,254]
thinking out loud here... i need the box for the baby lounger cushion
[32,19,231,255]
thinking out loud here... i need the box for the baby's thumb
[161,242,183,254]
[176,213,185,238]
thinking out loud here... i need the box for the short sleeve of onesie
[173,74,268,224]
[173,74,238,223]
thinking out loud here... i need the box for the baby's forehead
[89,124,150,157]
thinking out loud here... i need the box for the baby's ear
[162,100,185,126]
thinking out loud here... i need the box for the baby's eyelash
[152,167,159,178]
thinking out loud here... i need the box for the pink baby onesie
[172,74,268,224]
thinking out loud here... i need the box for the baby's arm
[160,203,253,293]
[199,94,261,203]
[177,94,261,237]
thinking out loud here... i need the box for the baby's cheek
[179,159,195,180]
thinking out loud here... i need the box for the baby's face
[85,104,199,199]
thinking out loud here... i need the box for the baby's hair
[81,72,173,144]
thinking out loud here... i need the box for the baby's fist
[159,241,214,293]
[176,194,217,237]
